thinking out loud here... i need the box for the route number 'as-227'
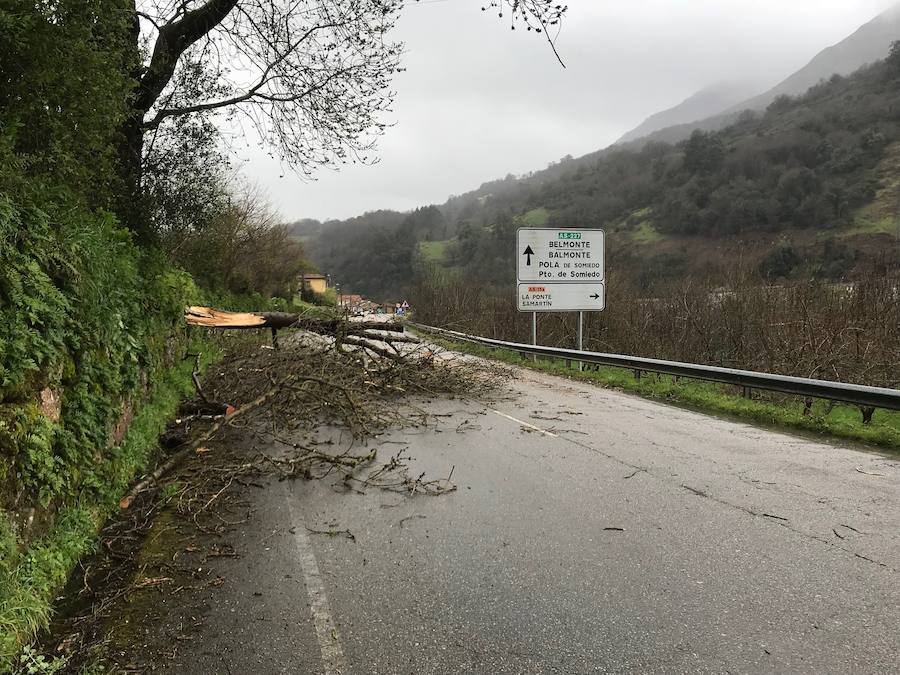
[516,228,604,284]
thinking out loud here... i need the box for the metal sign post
[516,228,605,359]
[577,311,584,371]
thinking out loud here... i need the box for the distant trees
[886,40,900,72]
[683,130,725,174]
[164,184,308,298]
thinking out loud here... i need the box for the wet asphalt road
[162,364,900,674]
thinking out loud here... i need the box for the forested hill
[298,48,900,299]
[616,4,900,148]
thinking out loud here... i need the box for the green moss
[427,336,900,452]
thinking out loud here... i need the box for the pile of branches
[120,320,510,519]
[204,334,503,433]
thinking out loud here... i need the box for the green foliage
[0,192,204,661]
[0,349,220,670]
[632,221,663,244]
[417,239,452,263]
[0,0,133,208]
[519,207,550,226]
[307,206,446,299]
[0,196,193,508]
[758,244,801,280]
[298,286,338,307]
[15,645,66,675]
[0,1,314,666]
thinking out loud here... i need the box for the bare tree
[120,0,568,239]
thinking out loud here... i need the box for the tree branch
[135,0,240,115]
[143,61,356,129]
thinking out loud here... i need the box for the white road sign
[517,282,606,312]
[517,228,604,283]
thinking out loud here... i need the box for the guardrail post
[742,386,752,399]
[634,369,641,380]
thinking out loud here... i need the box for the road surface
[140,361,899,674]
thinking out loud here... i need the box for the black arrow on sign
[590,293,600,299]
[523,245,534,265]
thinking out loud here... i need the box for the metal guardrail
[411,323,900,411]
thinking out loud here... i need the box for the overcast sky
[232,0,899,223]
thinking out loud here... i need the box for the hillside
[301,48,900,301]
[616,81,759,145]
[623,4,900,148]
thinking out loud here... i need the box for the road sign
[517,228,604,283]
[517,282,606,312]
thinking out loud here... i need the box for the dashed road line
[285,487,347,674]
[489,408,558,437]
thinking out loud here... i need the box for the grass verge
[0,344,221,672]
[427,335,900,453]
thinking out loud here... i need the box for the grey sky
[234,0,899,223]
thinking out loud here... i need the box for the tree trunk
[115,0,239,243]
[117,112,152,242]
[185,306,405,334]
[116,2,154,242]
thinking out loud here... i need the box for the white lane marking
[489,409,558,437]
[285,489,347,674]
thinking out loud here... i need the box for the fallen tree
[109,305,498,508]
[185,304,414,357]
[185,306,403,333]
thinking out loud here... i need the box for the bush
[0,194,190,509]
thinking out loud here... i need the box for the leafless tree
[120,0,568,239]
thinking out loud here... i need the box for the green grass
[630,207,652,220]
[425,335,900,452]
[841,214,897,237]
[0,344,222,671]
[632,221,664,244]
[417,239,452,263]
[518,208,550,226]
[607,207,658,238]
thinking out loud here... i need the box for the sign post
[516,228,605,362]
[577,311,584,371]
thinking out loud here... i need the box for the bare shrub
[412,273,900,387]
[163,184,307,298]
